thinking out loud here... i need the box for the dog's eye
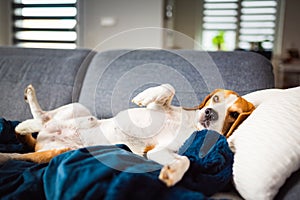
[230,112,239,119]
[213,95,219,103]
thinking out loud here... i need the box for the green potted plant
[212,31,225,51]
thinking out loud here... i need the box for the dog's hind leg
[24,84,45,121]
[0,148,71,164]
[15,119,42,135]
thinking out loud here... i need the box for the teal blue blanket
[0,118,233,200]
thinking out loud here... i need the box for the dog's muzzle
[200,108,219,128]
[205,108,218,121]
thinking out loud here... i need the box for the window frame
[200,0,281,52]
[12,0,78,49]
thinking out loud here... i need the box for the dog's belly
[35,128,84,151]
[94,108,197,155]
[35,107,197,154]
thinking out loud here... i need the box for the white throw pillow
[227,87,300,200]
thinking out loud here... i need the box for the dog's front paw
[132,84,175,107]
[159,156,190,187]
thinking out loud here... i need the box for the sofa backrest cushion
[0,47,94,121]
[79,49,274,119]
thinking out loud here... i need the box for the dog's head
[188,89,255,138]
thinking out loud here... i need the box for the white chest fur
[81,107,198,155]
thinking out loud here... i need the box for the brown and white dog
[0,84,255,186]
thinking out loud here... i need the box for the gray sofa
[0,46,298,199]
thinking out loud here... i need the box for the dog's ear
[197,93,213,109]
[225,101,255,138]
[183,90,218,111]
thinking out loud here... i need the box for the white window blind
[12,0,78,49]
[202,0,278,51]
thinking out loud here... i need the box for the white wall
[172,0,202,49]
[79,0,164,50]
[0,0,10,46]
[281,0,300,56]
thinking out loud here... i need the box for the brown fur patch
[143,144,156,154]
[222,96,255,137]
[15,134,36,151]
[16,148,71,163]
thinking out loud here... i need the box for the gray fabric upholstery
[79,49,274,119]
[276,170,300,200]
[0,46,95,121]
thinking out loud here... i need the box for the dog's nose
[204,108,218,121]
